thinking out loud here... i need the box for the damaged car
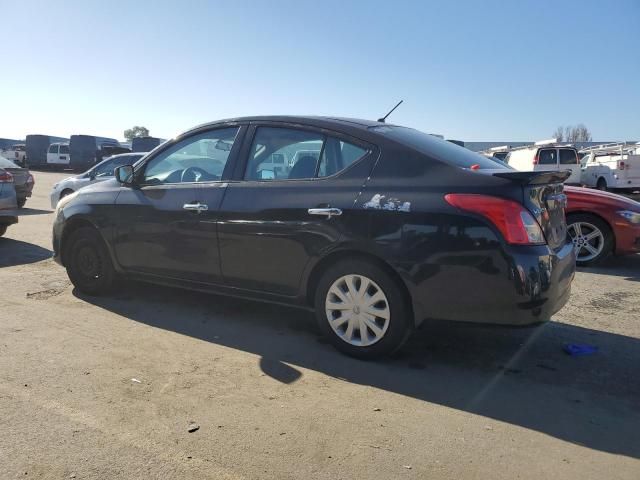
[52,116,576,358]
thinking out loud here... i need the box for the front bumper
[614,221,640,255]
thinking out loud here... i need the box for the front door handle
[308,207,342,218]
[183,202,209,213]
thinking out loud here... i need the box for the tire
[596,177,607,191]
[17,198,26,208]
[64,227,116,295]
[314,258,412,359]
[566,213,613,266]
[59,189,74,200]
[0,225,6,237]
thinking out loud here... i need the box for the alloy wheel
[325,274,390,347]
[568,221,605,262]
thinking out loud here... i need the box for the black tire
[59,189,74,200]
[64,227,116,295]
[566,213,613,266]
[17,198,26,208]
[0,225,7,237]
[314,258,412,359]
[596,177,607,191]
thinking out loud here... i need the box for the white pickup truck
[580,142,640,192]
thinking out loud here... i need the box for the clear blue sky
[2,0,639,142]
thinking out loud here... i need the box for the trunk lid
[493,170,570,250]
[4,167,28,187]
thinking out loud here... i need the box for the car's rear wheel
[64,227,116,295]
[567,214,613,266]
[0,225,7,237]
[17,198,26,208]
[314,259,412,359]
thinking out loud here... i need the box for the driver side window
[142,127,239,184]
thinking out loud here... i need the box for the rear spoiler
[492,170,572,185]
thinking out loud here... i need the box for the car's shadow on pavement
[76,282,640,460]
[580,254,640,282]
[17,207,53,216]
[0,238,52,267]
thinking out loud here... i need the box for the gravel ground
[1,171,639,479]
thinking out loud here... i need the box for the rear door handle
[308,207,342,218]
[183,202,209,213]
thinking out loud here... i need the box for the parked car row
[0,135,164,172]
[481,140,640,193]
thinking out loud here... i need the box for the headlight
[617,210,640,224]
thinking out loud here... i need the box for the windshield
[371,125,511,170]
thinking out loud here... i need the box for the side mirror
[114,165,134,185]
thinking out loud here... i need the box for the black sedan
[52,116,575,358]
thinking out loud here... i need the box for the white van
[580,143,640,192]
[505,140,581,184]
[46,142,71,168]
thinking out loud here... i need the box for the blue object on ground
[563,344,598,356]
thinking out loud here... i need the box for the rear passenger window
[48,145,58,154]
[60,145,69,154]
[559,149,578,164]
[538,149,557,165]
[318,138,367,177]
[245,127,368,181]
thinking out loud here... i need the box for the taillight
[533,152,539,165]
[444,194,546,245]
[27,174,34,184]
[618,161,626,170]
[0,171,14,183]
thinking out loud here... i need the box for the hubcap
[568,221,604,262]
[325,274,390,347]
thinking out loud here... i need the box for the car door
[113,126,243,284]
[534,148,558,173]
[558,148,580,183]
[46,144,58,165]
[217,123,376,296]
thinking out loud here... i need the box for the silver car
[0,167,18,237]
[50,152,146,209]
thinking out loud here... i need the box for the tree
[552,124,592,143]
[124,126,150,142]
[552,126,565,142]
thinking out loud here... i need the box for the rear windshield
[559,148,578,164]
[0,156,19,168]
[370,126,510,170]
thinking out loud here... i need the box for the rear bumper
[407,242,576,327]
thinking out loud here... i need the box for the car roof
[183,116,391,135]
[106,152,147,159]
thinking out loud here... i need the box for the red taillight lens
[533,152,539,165]
[27,174,35,184]
[0,171,14,183]
[444,194,546,245]
[619,161,626,170]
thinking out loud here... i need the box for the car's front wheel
[315,259,412,359]
[64,227,116,295]
[567,213,613,266]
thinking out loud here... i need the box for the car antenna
[377,100,403,123]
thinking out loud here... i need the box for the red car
[565,186,640,265]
